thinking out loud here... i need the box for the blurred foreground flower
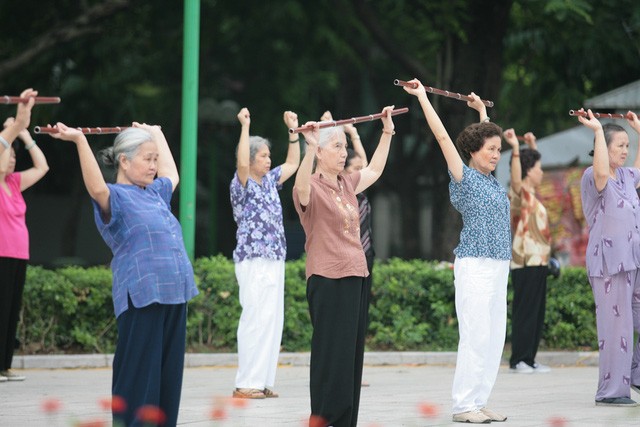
[41,397,63,414]
[548,416,568,427]
[417,401,440,418]
[135,405,166,425]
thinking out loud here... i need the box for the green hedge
[18,256,596,354]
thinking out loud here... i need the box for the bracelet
[512,153,519,158]
[289,138,300,144]
[482,117,490,123]
[25,141,36,151]
[0,135,9,149]
[382,129,395,135]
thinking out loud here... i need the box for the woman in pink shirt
[0,92,49,383]
[293,105,396,427]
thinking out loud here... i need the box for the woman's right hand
[237,107,250,127]
[300,122,319,150]
[402,78,426,99]
[503,128,519,148]
[577,108,602,132]
[48,123,84,143]
[626,111,640,134]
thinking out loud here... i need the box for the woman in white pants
[404,79,511,424]
[229,108,300,399]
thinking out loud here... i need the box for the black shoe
[595,397,639,407]
[631,384,640,395]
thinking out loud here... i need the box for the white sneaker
[0,375,7,383]
[452,409,491,424]
[532,362,551,373]
[0,370,26,381]
[510,361,534,374]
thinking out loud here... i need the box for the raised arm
[235,108,251,187]
[3,118,50,191]
[293,122,319,207]
[627,112,640,172]
[279,110,301,184]
[523,132,538,151]
[356,106,394,193]
[133,122,178,191]
[0,88,36,155]
[49,122,111,215]
[344,122,368,166]
[578,109,607,192]
[403,78,464,182]
[503,128,521,193]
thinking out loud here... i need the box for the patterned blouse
[448,164,511,260]
[581,166,640,278]
[509,186,551,269]
[230,166,286,263]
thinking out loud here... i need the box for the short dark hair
[455,122,503,161]
[518,148,541,179]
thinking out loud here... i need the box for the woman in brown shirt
[293,106,396,427]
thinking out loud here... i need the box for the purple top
[581,166,640,277]
[230,166,286,263]
[92,177,198,318]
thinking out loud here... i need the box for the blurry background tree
[0,0,638,264]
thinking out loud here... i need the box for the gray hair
[98,128,153,170]
[235,136,271,164]
[317,127,345,148]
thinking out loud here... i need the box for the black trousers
[0,257,27,371]
[307,275,369,427]
[112,299,187,427]
[509,266,548,368]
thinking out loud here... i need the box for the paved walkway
[2,352,639,426]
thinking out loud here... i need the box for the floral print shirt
[230,166,286,263]
[448,164,511,260]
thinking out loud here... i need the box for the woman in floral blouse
[230,108,300,399]
[403,78,510,424]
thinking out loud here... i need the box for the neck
[250,171,263,184]
[317,166,339,184]
[469,160,490,176]
[521,179,535,193]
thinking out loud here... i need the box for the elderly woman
[0,94,49,383]
[403,78,509,424]
[503,129,552,375]
[230,108,300,399]
[50,122,199,425]
[293,105,395,427]
[579,109,640,407]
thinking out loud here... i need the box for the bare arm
[134,122,179,192]
[356,106,394,193]
[49,122,111,215]
[503,128,521,194]
[403,78,464,181]
[0,88,36,155]
[626,112,640,173]
[344,122,368,166]
[279,110,301,183]
[236,108,251,187]
[293,122,319,207]
[578,109,608,192]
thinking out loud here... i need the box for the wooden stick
[569,110,634,120]
[34,126,129,135]
[289,107,409,134]
[2,96,61,105]
[394,79,494,107]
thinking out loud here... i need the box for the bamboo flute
[394,79,494,107]
[2,96,61,105]
[289,107,409,134]
[34,126,129,135]
[569,110,635,120]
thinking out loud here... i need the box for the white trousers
[452,257,509,414]
[234,258,285,389]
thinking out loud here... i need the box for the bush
[17,258,598,354]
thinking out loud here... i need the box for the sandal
[263,388,279,398]
[232,388,266,399]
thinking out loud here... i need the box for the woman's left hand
[626,111,640,133]
[380,105,395,135]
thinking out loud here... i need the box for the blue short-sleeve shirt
[448,164,511,260]
[92,177,199,318]
[230,166,286,263]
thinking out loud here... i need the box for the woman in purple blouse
[579,108,640,407]
[230,108,301,399]
[50,122,198,426]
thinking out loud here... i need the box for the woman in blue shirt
[404,79,510,424]
[50,122,198,426]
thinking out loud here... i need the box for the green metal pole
[180,0,200,260]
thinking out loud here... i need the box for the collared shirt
[510,185,551,268]
[230,166,286,263]
[449,164,511,260]
[581,166,640,277]
[0,173,28,259]
[293,171,368,280]
[92,177,198,318]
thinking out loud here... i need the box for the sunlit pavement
[3,352,639,426]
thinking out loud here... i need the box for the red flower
[308,415,328,427]
[548,416,568,427]
[418,402,440,418]
[135,405,166,425]
[41,398,63,414]
[210,407,227,420]
[111,395,128,414]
